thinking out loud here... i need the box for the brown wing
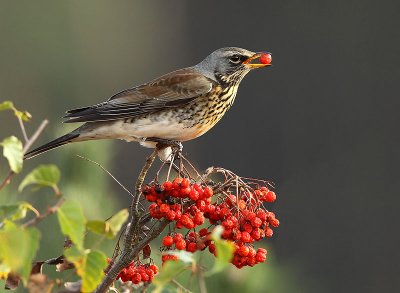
[64,68,214,123]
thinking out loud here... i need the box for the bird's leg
[145,137,183,153]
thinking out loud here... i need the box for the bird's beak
[243,52,272,68]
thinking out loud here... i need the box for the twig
[17,116,28,143]
[0,119,48,191]
[22,197,65,228]
[76,155,134,198]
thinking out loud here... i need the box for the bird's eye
[229,55,242,64]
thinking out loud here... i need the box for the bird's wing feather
[64,68,214,123]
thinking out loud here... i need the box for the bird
[24,47,272,161]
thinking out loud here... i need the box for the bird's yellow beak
[243,52,272,68]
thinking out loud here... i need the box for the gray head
[194,47,271,85]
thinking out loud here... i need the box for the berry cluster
[115,262,159,284]
[145,177,212,229]
[144,174,279,269]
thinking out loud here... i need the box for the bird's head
[195,47,272,85]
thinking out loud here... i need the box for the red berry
[203,187,213,198]
[265,227,274,237]
[193,212,205,225]
[260,53,272,65]
[238,245,250,257]
[173,233,184,243]
[181,178,191,188]
[180,186,192,197]
[189,189,199,200]
[132,272,142,284]
[187,242,197,252]
[162,235,174,247]
[270,218,280,227]
[199,228,209,237]
[255,252,267,263]
[241,231,251,243]
[162,181,173,191]
[251,217,263,228]
[149,264,159,274]
[175,239,186,250]
[159,204,170,213]
[264,191,276,202]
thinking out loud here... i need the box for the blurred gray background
[1,0,399,292]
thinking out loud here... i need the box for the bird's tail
[24,132,80,160]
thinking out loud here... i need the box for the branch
[0,119,48,191]
[95,219,169,293]
[22,197,65,228]
[95,149,160,293]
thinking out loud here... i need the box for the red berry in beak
[260,53,272,65]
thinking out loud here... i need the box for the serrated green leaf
[0,101,31,121]
[18,164,60,194]
[152,258,188,293]
[206,225,235,276]
[86,209,128,239]
[57,200,86,250]
[0,226,40,283]
[0,202,38,222]
[1,136,23,173]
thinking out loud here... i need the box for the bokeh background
[1,0,399,292]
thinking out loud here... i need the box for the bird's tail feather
[24,132,80,160]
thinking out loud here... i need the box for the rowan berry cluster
[143,173,279,269]
[115,262,159,284]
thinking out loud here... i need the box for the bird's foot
[145,137,183,162]
[145,137,183,152]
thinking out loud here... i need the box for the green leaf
[153,251,194,292]
[0,226,40,283]
[86,209,128,239]
[18,164,60,194]
[0,101,14,111]
[86,220,107,235]
[106,208,128,238]
[64,248,107,293]
[206,226,235,276]
[0,202,39,222]
[1,136,23,173]
[81,250,107,292]
[152,259,188,293]
[0,100,31,121]
[57,200,86,250]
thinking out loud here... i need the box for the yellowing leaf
[1,136,23,173]
[0,101,14,111]
[19,164,60,194]
[57,200,86,250]
[0,100,31,121]
[65,248,107,292]
[0,226,40,283]
[0,202,39,222]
